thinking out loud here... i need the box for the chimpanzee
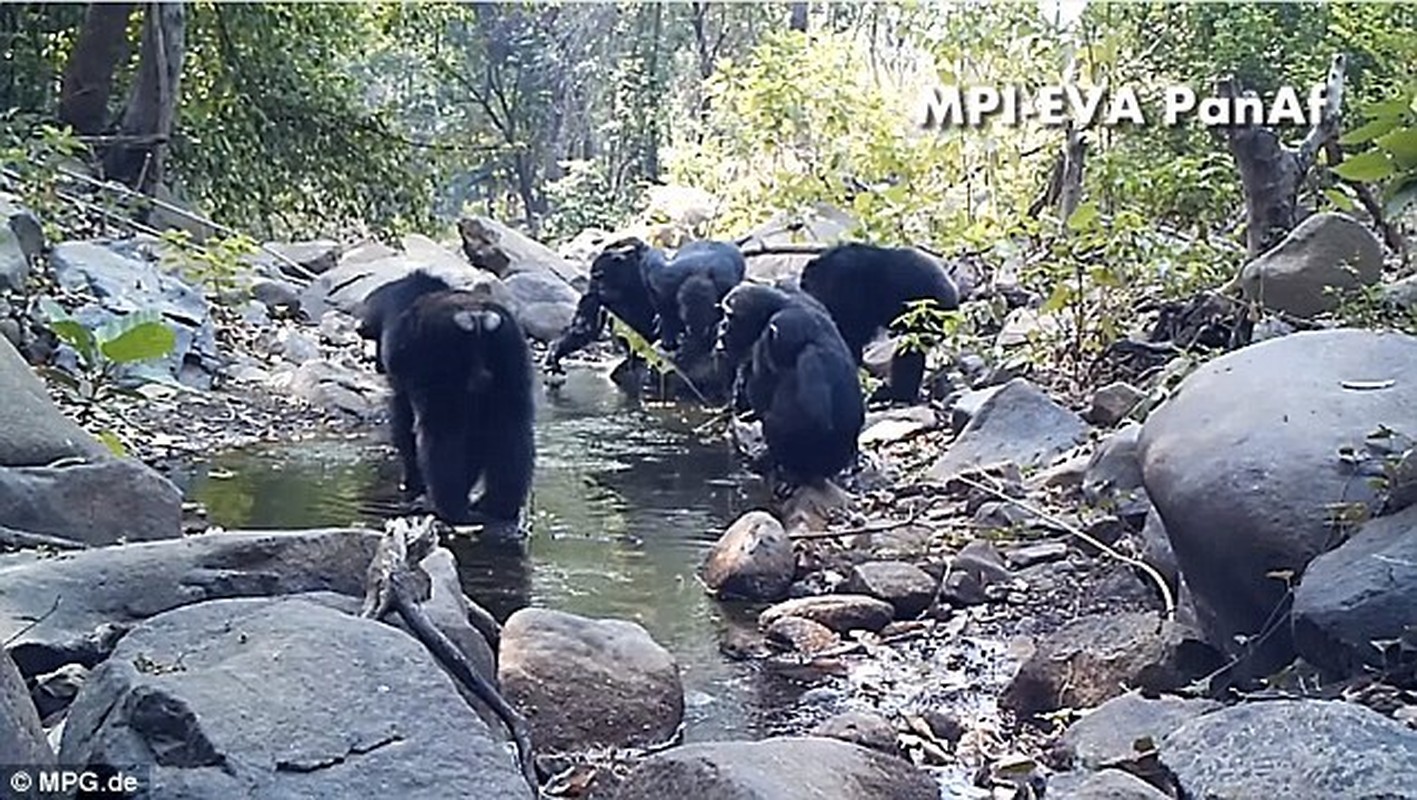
[370,271,536,526]
[799,243,959,403]
[356,270,454,373]
[543,237,665,382]
[716,282,864,486]
[645,240,746,357]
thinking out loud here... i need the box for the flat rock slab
[758,595,896,634]
[0,458,181,546]
[60,597,530,799]
[843,561,937,618]
[498,607,683,753]
[1161,699,1417,798]
[1061,690,1220,769]
[929,378,1088,481]
[613,736,938,800]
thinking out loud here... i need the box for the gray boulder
[1161,700,1417,798]
[456,216,582,281]
[0,195,43,291]
[1083,422,1150,525]
[1138,329,1417,672]
[1,649,52,765]
[276,358,388,417]
[1240,212,1385,318]
[613,737,938,800]
[498,607,683,753]
[1060,690,1220,770]
[843,561,937,618]
[809,711,899,756]
[59,597,531,799]
[0,336,110,466]
[929,379,1088,481]
[1046,770,1170,800]
[0,458,181,546]
[298,248,511,322]
[700,510,796,602]
[261,239,341,276]
[502,270,579,342]
[1292,503,1417,677]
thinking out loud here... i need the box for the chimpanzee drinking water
[645,240,747,359]
[799,243,959,404]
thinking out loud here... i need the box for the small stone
[810,711,899,756]
[1087,381,1145,426]
[1004,541,1069,569]
[758,595,895,634]
[764,615,840,655]
[843,561,937,618]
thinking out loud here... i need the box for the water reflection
[171,365,824,741]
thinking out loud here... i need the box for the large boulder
[0,336,109,466]
[928,378,1088,481]
[1,649,52,765]
[0,194,43,291]
[613,737,938,800]
[700,510,796,602]
[1292,502,1417,677]
[0,458,182,546]
[1059,690,1220,770]
[59,597,531,799]
[502,270,579,342]
[298,249,511,323]
[260,239,341,276]
[1239,212,1385,318]
[1161,700,1417,798]
[456,216,582,282]
[1138,329,1417,672]
[498,608,683,753]
[738,204,858,283]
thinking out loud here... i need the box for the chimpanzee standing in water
[799,243,959,404]
[716,282,864,488]
[358,271,535,528]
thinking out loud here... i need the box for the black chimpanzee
[544,237,664,371]
[645,240,747,359]
[799,243,959,404]
[366,271,536,526]
[715,282,864,487]
[356,270,454,373]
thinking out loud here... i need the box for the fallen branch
[360,517,538,792]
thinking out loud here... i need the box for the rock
[1083,422,1150,525]
[1,649,53,765]
[613,737,938,800]
[0,207,35,291]
[1087,382,1145,426]
[276,328,321,364]
[860,406,937,446]
[58,597,531,799]
[1384,273,1417,311]
[1045,769,1170,799]
[1001,612,1194,717]
[1060,691,1220,770]
[0,459,181,546]
[1292,503,1417,677]
[862,335,896,380]
[558,228,612,267]
[263,239,341,276]
[297,252,511,322]
[0,529,380,675]
[1240,212,1385,318]
[941,541,1012,606]
[1138,329,1417,672]
[1136,508,1179,589]
[764,615,841,655]
[740,204,858,283]
[456,216,582,281]
[0,317,20,348]
[843,561,937,618]
[50,240,219,383]
[1004,541,1069,569]
[758,595,895,634]
[251,278,302,317]
[502,270,579,342]
[0,337,110,466]
[996,307,1065,347]
[947,383,1006,432]
[929,378,1088,481]
[1162,700,1417,798]
[810,711,899,755]
[498,607,683,753]
[277,358,387,417]
[701,511,796,602]
[338,239,399,268]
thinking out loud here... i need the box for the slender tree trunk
[58,2,135,135]
[789,2,808,32]
[104,2,185,195]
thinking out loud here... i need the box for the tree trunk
[789,2,808,32]
[58,3,135,135]
[103,2,185,195]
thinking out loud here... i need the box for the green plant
[158,229,258,303]
[892,297,966,356]
[0,116,87,240]
[40,299,178,453]
[1334,82,1417,220]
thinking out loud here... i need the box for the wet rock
[701,510,795,602]
[502,270,578,342]
[262,239,340,276]
[278,358,387,417]
[1083,422,1150,525]
[0,529,380,675]
[1292,503,1417,678]
[758,595,895,634]
[843,561,936,618]
[2,649,52,765]
[457,216,582,280]
[1086,382,1145,427]
[1045,769,1170,799]
[1239,212,1384,318]
[613,736,938,800]
[810,711,899,756]
[1001,612,1193,717]
[50,239,219,383]
[1004,541,1069,569]
[1060,690,1220,769]
[787,568,846,598]
[921,709,966,745]
[498,607,683,753]
[1138,329,1417,673]
[0,337,111,466]
[59,597,531,799]
[0,458,181,546]
[1162,700,1417,798]
[764,615,840,655]
[928,378,1088,482]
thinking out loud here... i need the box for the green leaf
[96,429,128,458]
[39,298,97,362]
[98,314,177,364]
[1361,95,1413,121]
[1322,187,1356,212]
[1331,150,1396,183]
[1065,201,1100,232]
[1041,282,1074,313]
[1338,117,1399,146]
[1374,127,1417,168]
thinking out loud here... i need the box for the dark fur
[646,240,746,354]
[376,273,535,524]
[357,271,454,374]
[799,243,959,403]
[716,282,829,413]
[544,237,664,374]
